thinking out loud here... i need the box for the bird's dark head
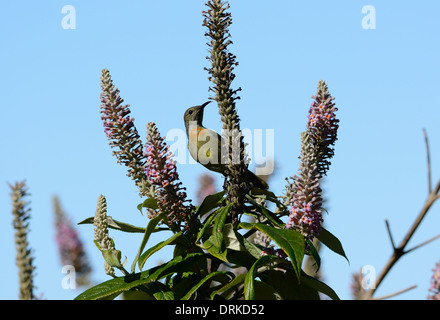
[184,101,211,130]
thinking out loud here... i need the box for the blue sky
[1,1,440,300]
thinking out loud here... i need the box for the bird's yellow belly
[188,127,223,173]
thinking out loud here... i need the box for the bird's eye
[188,110,193,115]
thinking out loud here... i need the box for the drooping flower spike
[144,122,194,228]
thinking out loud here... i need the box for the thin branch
[423,128,432,193]
[433,177,440,196]
[372,284,417,300]
[384,219,396,250]
[405,233,440,254]
[400,186,440,250]
[362,192,439,299]
[361,130,440,300]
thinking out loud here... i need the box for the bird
[184,101,268,190]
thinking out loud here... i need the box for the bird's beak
[201,101,212,109]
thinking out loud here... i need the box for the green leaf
[301,273,340,300]
[196,205,231,249]
[200,205,232,262]
[75,253,205,300]
[239,222,304,279]
[122,290,155,300]
[222,223,246,252]
[317,227,349,263]
[74,270,156,300]
[253,280,283,300]
[102,249,124,268]
[262,269,319,300]
[149,253,206,281]
[245,195,284,228]
[211,204,230,250]
[147,282,174,300]
[196,191,225,217]
[195,207,218,244]
[241,237,262,259]
[138,231,182,270]
[131,212,166,273]
[306,240,321,273]
[78,216,145,233]
[249,188,286,209]
[210,273,246,299]
[203,237,229,262]
[244,255,274,300]
[137,197,159,214]
[181,271,231,300]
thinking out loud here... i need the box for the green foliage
[239,222,304,279]
[76,186,346,300]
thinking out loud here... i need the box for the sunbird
[184,101,268,190]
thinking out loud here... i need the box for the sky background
[1,1,440,300]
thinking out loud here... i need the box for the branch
[361,130,440,300]
[372,284,417,300]
[423,128,432,193]
[384,219,396,250]
[405,233,440,254]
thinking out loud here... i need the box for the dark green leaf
[239,222,304,279]
[199,205,232,262]
[195,207,218,244]
[250,188,286,208]
[212,205,230,250]
[147,282,174,300]
[203,237,229,262]
[241,237,262,259]
[149,253,206,281]
[78,216,145,233]
[262,269,319,300]
[122,290,155,300]
[245,195,284,228]
[301,273,340,300]
[74,270,156,300]
[75,253,205,300]
[196,191,225,217]
[137,197,159,215]
[306,240,321,273]
[138,231,182,270]
[131,212,166,273]
[253,280,283,300]
[244,255,274,300]
[210,273,246,300]
[181,271,231,300]
[317,227,349,263]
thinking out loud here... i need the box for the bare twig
[361,181,440,300]
[373,284,417,300]
[384,219,396,250]
[361,130,440,300]
[405,233,440,254]
[423,128,432,193]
